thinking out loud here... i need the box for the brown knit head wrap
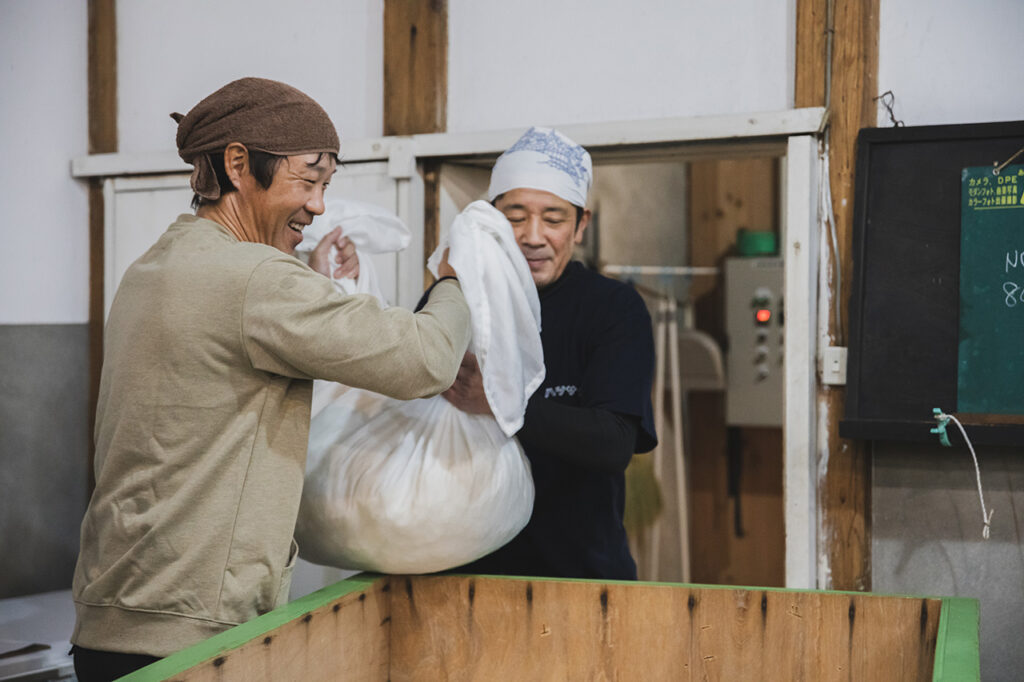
[171,77,340,201]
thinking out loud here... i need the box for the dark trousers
[71,645,161,681]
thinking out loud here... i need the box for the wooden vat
[122,574,979,681]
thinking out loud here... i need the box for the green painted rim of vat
[122,573,980,681]
[931,597,981,682]
[119,573,380,681]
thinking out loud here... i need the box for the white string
[935,411,994,540]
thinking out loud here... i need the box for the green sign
[957,164,1024,414]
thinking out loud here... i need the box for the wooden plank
[795,0,828,108]
[87,180,103,492]
[88,0,117,154]
[818,0,879,592]
[388,576,945,681]
[153,575,974,681]
[87,0,117,491]
[421,159,441,289]
[796,0,878,591]
[383,0,447,136]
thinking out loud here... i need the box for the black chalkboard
[841,121,1024,445]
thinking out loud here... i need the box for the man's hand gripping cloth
[295,201,544,574]
[294,198,411,302]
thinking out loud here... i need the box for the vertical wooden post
[421,159,442,289]
[795,0,828,109]
[383,0,447,281]
[87,0,117,490]
[795,0,879,591]
[383,0,448,136]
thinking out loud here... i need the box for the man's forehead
[287,152,336,175]
[497,187,574,211]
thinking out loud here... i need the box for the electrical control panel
[725,257,784,426]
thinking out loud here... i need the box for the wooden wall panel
[388,576,941,682]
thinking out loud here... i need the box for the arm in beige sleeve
[241,257,471,400]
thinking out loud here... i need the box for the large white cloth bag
[295,201,543,574]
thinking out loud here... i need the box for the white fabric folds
[427,200,545,436]
[294,198,411,300]
[487,126,593,208]
[295,200,542,574]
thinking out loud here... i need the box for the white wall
[7,0,1022,323]
[448,0,796,133]
[0,1,89,324]
[116,0,384,154]
[878,0,1024,127]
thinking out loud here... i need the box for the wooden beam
[795,0,828,108]
[421,159,442,290]
[796,0,879,591]
[384,0,447,283]
[383,0,447,136]
[87,0,117,491]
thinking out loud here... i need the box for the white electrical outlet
[822,346,848,385]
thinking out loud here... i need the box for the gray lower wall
[0,324,89,598]
[873,440,1024,681]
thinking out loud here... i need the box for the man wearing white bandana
[443,127,658,580]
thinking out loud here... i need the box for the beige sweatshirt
[72,215,470,656]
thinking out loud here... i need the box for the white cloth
[294,198,411,300]
[427,200,545,437]
[487,126,593,208]
[295,200,542,574]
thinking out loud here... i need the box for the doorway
[432,152,786,587]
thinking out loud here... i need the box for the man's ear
[223,142,250,191]
[574,208,592,245]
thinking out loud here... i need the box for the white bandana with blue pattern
[488,127,593,208]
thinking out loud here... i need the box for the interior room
[2,1,1023,679]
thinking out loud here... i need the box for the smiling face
[242,152,337,254]
[495,188,589,289]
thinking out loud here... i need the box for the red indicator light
[756,309,772,324]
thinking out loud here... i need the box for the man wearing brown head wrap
[70,78,470,680]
